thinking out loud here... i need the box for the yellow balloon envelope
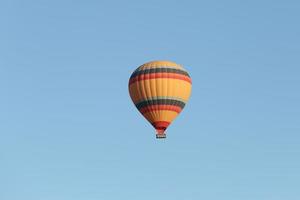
[128,61,192,139]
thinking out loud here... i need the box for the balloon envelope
[128,61,192,139]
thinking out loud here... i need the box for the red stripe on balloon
[140,105,182,114]
[129,73,192,85]
[152,121,171,129]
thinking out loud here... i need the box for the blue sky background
[1,0,300,199]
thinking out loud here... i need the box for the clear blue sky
[1,1,300,199]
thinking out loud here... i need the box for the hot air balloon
[128,61,192,139]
